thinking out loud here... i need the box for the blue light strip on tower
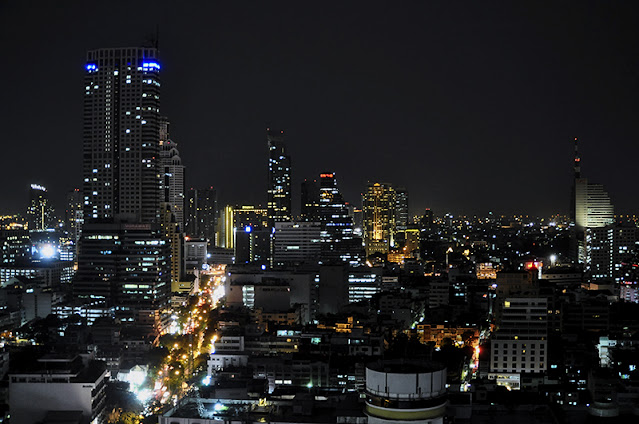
[141,61,161,70]
[85,63,98,72]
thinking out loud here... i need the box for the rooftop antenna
[573,137,581,179]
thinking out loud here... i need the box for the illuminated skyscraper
[394,187,409,232]
[267,128,292,228]
[362,182,397,257]
[571,138,615,277]
[77,47,169,327]
[27,184,56,231]
[159,118,185,229]
[318,173,363,265]
[83,47,162,223]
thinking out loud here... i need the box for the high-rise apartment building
[27,184,55,231]
[267,128,292,228]
[159,118,185,229]
[362,182,397,257]
[186,187,217,242]
[587,223,637,283]
[83,47,162,223]
[490,297,548,389]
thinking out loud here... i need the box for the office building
[235,226,270,265]
[26,184,55,231]
[272,221,321,266]
[221,205,270,263]
[65,188,84,247]
[394,187,408,231]
[267,128,292,228]
[83,47,162,223]
[317,172,363,265]
[159,118,185,229]
[186,187,217,242]
[570,138,614,268]
[362,182,397,257]
[300,178,321,222]
[73,222,170,323]
[0,228,31,265]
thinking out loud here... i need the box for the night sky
[1,1,638,218]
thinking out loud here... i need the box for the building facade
[267,128,292,228]
[362,182,397,257]
[9,355,107,424]
[73,222,170,323]
[27,184,55,231]
[83,47,162,223]
[272,221,321,266]
[159,118,185,229]
[186,187,217,242]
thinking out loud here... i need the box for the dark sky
[1,1,638,218]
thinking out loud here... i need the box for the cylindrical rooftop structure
[365,360,448,424]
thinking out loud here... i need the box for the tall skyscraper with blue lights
[83,47,162,223]
[76,47,169,326]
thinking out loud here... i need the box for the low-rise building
[9,354,107,424]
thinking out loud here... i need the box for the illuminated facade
[318,173,363,265]
[490,297,548,386]
[159,118,185,229]
[27,184,55,231]
[73,222,170,322]
[83,47,162,223]
[267,128,292,228]
[362,182,397,257]
[572,139,616,276]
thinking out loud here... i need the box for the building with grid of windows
[362,182,397,257]
[489,297,548,389]
[83,47,162,223]
[73,222,170,325]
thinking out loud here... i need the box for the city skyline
[2,1,639,217]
